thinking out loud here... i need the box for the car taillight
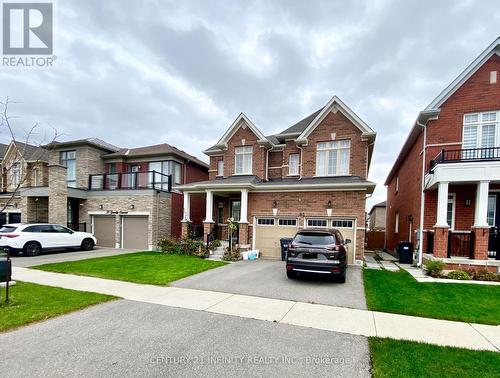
[2,234,19,238]
[286,264,294,270]
[327,245,340,251]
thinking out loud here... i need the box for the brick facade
[386,48,500,266]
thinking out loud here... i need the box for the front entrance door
[488,194,500,259]
[230,200,240,244]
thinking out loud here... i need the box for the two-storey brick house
[18,138,208,250]
[178,96,376,263]
[386,37,500,271]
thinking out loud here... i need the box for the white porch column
[205,190,214,223]
[181,192,191,222]
[240,189,248,223]
[434,181,449,228]
[473,181,490,227]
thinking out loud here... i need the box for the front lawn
[369,338,500,378]
[364,269,500,325]
[0,281,115,332]
[33,252,226,285]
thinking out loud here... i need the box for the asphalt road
[0,300,370,377]
[173,260,368,309]
[9,247,140,268]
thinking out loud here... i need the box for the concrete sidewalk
[13,267,500,352]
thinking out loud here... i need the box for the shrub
[222,246,240,261]
[424,260,445,278]
[447,270,471,280]
[208,239,221,251]
[472,269,500,282]
[157,237,208,257]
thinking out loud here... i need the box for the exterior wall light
[465,198,471,207]
[129,204,135,210]
[99,204,104,210]
[326,200,333,217]
[272,200,278,216]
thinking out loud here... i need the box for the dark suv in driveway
[285,228,350,283]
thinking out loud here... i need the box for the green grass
[33,252,227,285]
[0,281,115,332]
[364,269,500,325]
[369,338,500,378]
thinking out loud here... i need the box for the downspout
[297,145,303,180]
[417,121,427,268]
[265,149,269,181]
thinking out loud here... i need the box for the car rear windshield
[0,226,17,233]
[294,232,336,246]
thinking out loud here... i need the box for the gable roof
[385,36,500,185]
[103,143,208,168]
[0,143,9,161]
[4,141,49,163]
[294,96,375,144]
[204,113,272,154]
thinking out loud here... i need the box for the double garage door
[93,215,149,250]
[254,217,356,263]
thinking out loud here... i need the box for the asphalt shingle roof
[14,141,49,162]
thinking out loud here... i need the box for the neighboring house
[177,96,376,263]
[385,37,500,271]
[18,139,208,250]
[366,200,386,250]
[0,141,48,226]
[367,201,386,231]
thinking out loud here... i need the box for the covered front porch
[424,180,500,266]
[181,188,251,249]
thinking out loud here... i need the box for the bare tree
[0,97,60,215]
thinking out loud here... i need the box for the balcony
[88,171,172,192]
[430,146,500,171]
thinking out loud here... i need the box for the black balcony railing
[88,171,172,192]
[430,147,500,171]
[447,231,474,259]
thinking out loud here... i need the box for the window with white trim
[11,162,21,188]
[462,111,500,158]
[288,154,299,176]
[235,146,253,174]
[217,160,224,177]
[331,219,353,228]
[394,212,399,233]
[257,218,275,225]
[32,168,40,187]
[316,140,350,176]
[307,219,328,228]
[278,218,297,226]
[487,195,496,226]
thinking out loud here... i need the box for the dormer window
[235,146,253,174]
[316,140,350,176]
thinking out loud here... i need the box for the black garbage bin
[280,237,294,261]
[397,241,414,264]
[0,256,12,283]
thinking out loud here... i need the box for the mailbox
[0,256,12,283]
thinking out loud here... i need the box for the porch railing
[430,147,500,171]
[206,225,218,248]
[67,222,87,232]
[447,231,474,259]
[88,171,172,192]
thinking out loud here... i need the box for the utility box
[0,256,12,283]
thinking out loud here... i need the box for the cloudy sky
[2,0,500,209]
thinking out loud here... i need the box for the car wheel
[81,238,95,251]
[286,270,296,279]
[24,241,41,257]
[334,273,346,284]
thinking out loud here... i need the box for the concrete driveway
[172,260,367,310]
[9,247,140,268]
[0,300,370,377]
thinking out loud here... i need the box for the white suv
[0,223,97,256]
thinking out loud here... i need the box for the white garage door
[254,217,298,259]
[306,218,356,264]
[122,216,149,250]
[93,216,116,248]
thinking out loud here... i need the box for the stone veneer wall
[79,191,172,249]
[48,164,68,224]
